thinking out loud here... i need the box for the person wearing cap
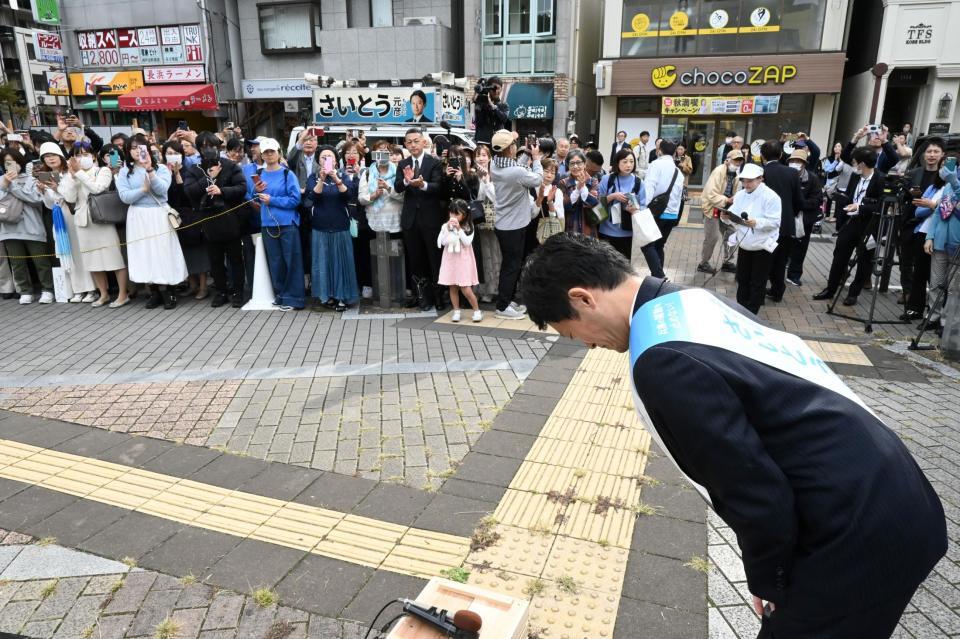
[0,147,54,304]
[721,162,781,314]
[246,137,305,311]
[519,232,946,638]
[698,149,744,274]
[785,149,824,287]
[490,129,543,320]
[35,142,97,303]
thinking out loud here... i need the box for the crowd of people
[0,115,956,335]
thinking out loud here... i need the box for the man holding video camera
[473,77,510,147]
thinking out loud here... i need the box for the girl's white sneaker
[451,310,461,322]
[472,310,483,322]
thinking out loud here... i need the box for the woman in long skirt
[115,133,188,309]
[304,145,358,312]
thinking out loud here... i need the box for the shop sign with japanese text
[77,24,203,68]
[313,87,466,126]
[33,30,63,63]
[144,65,206,84]
[68,71,144,96]
[661,95,780,115]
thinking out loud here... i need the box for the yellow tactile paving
[541,537,629,597]
[805,340,873,366]
[537,417,599,444]
[527,588,620,639]
[558,501,636,548]
[494,490,565,532]
[466,525,555,578]
[0,438,469,580]
[509,462,581,495]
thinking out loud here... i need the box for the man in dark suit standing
[760,140,803,302]
[521,233,946,639]
[610,131,631,169]
[814,147,886,305]
[395,128,445,310]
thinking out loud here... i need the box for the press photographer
[473,77,510,147]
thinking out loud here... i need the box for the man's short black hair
[521,234,634,330]
[640,130,650,137]
[226,137,243,153]
[924,137,947,153]
[585,149,604,166]
[851,147,878,168]
[760,140,782,162]
[410,89,427,103]
[405,128,422,139]
[196,131,221,149]
[659,140,677,156]
[617,130,627,136]
[487,76,502,87]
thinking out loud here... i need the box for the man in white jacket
[722,163,781,314]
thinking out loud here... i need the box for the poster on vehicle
[313,86,466,126]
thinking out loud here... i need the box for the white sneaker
[18,294,34,305]
[69,293,84,303]
[81,292,98,303]
[509,301,527,314]
[496,305,526,320]
[472,310,483,322]
[361,286,373,299]
[38,291,54,304]
[451,310,461,322]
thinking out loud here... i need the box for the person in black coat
[759,141,803,302]
[183,150,248,307]
[521,233,946,639]
[814,147,885,305]
[785,150,823,286]
[395,128,446,311]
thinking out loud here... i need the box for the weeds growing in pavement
[439,567,471,583]
[179,575,197,586]
[523,578,546,597]
[470,516,501,552]
[597,539,611,548]
[109,579,125,594]
[555,575,579,594]
[154,618,180,639]
[36,537,56,547]
[40,579,58,599]
[80,626,94,639]
[264,621,296,639]
[121,556,138,568]
[684,556,711,573]
[527,626,548,639]
[252,587,278,607]
[634,502,659,516]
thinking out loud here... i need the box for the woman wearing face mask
[305,145,358,312]
[35,142,97,303]
[473,145,499,303]
[785,149,824,287]
[58,140,129,307]
[116,133,187,310]
[358,140,403,235]
[0,148,55,304]
[165,140,209,300]
[341,140,372,299]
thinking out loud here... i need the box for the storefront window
[620,0,826,57]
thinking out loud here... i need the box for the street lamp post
[94,84,111,127]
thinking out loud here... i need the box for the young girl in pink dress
[437,199,482,322]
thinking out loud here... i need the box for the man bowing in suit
[395,128,445,310]
[521,233,946,639]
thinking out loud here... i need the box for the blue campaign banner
[313,87,466,126]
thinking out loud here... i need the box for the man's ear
[567,287,596,311]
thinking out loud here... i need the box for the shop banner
[45,71,68,96]
[241,78,314,99]
[144,65,206,84]
[68,71,144,96]
[503,83,554,120]
[661,95,780,115]
[31,0,59,25]
[33,30,63,63]
[623,6,780,39]
[77,24,202,68]
[313,87,466,126]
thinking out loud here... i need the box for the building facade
[596,0,850,188]
[837,0,960,141]
[462,0,601,140]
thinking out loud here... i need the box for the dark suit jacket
[631,276,946,615]
[762,161,804,239]
[394,153,444,231]
[843,170,886,220]
[406,115,432,123]
[610,142,632,164]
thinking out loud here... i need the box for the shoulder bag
[647,168,679,219]
[0,191,25,224]
[147,191,182,230]
[536,185,563,243]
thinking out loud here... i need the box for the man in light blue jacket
[490,129,543,320]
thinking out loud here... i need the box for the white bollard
[241,234,279,311]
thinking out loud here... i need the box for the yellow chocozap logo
[651,65,677,89]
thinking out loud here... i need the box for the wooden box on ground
[386,578,529,639]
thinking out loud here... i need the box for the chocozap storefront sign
[612,52,844,96]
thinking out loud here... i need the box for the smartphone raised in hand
[946,157,958,172]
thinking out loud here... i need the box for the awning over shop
[118,84,217,112]
[503,83,555,120]
[74,98,119,110]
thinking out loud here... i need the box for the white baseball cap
[739,163,764,180]
[259,138,280,153]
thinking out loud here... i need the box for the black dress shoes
[842,295,858,306]
[899,310,922,321]
[812,289,833,301]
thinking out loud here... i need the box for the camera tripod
[909,243,960,351]
[827,195,911,333]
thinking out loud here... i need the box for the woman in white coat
[59,140,130,307]
[35,142,96,303]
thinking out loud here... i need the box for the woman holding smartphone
[59,140,129,307]
[35,142,97,303]
[358,140,403,234]
[304,145,358,312]
[116,133,187,310]
[0,148,54,304]
[474,144,500,303]
[341,140,372,299]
